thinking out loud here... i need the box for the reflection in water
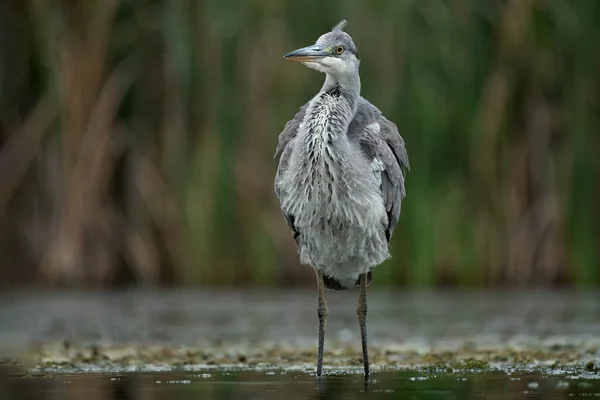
[2,367,600,399]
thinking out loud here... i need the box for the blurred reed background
[0,0,598,289]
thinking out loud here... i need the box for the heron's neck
[321,73,361,110]
[299,74,360,144]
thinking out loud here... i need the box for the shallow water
[3,368,600,399]
[1,289,599,398]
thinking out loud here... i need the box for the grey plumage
[274,20,409,378]
[274,25,409,290]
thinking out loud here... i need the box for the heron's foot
[316,375,326,393]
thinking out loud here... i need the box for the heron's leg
[316,271,328,377]
[357,272,370,378]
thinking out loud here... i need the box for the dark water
[1,290,599,398]
[2,368,600,399]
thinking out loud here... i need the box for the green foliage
[0,0,598,287]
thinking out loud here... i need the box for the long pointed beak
[283,45,329,62]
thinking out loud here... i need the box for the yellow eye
[335,46,344,55]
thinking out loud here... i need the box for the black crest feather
[332,20,347,32]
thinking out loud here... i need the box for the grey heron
[274,20,409,378]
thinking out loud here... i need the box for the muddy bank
[0,290,598,375]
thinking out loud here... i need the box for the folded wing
[349,99,409,241]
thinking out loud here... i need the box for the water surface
[1,290,599,398]
[3,367,600,399]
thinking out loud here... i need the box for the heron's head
[284,20,360,82]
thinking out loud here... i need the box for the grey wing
[274,102,308,158]
[274,102,309,243]
[352,101,410,241]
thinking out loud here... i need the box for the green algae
[5,339,597,378]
